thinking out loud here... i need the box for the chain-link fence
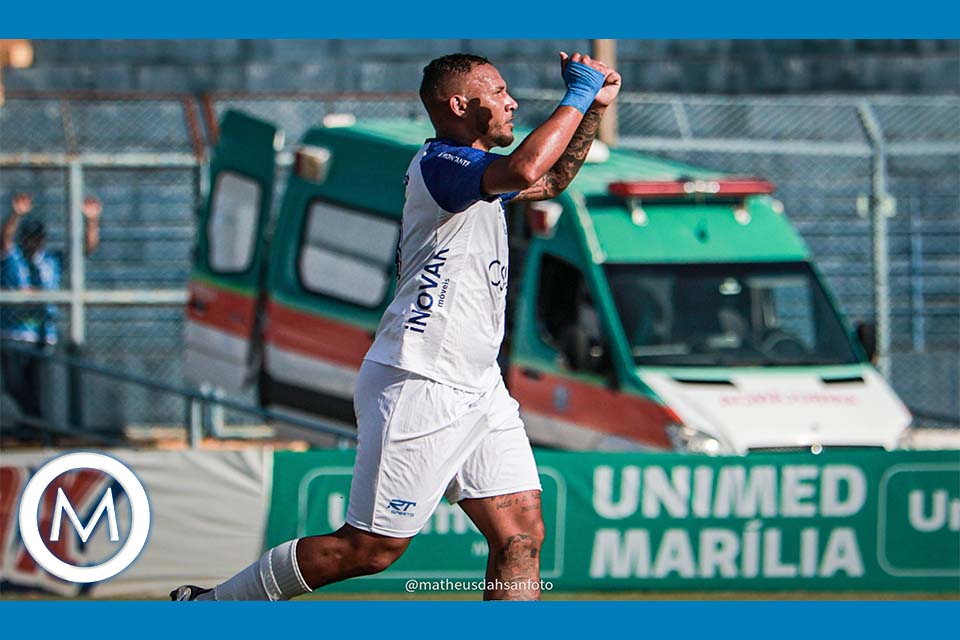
[2,91,958,432]
[1,93,201,432]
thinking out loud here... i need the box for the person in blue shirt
[1,192,101,431]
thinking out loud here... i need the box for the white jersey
[364,139,517,392]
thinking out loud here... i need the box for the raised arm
[512,105,605,202]
[2,193,32,254]
[482,52,621,197]
[82,196,102,255]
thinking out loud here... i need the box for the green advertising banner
[266,449,960,593]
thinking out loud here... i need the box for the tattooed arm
[481,52,620,197]
[512,106,605,202]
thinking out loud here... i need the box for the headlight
[666,423,731,455]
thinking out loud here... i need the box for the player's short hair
[419,53,492,106]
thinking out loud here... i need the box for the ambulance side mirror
[562,325,611,377]
[855,321,877,363]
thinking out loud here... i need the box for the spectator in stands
[1,192,101,432]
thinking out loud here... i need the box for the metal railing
[0,339,357,448]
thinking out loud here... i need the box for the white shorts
[346,359,541,538]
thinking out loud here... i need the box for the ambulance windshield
[604,261,862,367]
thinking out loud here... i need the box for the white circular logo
[18,452,151,583]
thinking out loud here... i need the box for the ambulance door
[260,196,400,424]
[508,250,672,450]
[184,110,282,392]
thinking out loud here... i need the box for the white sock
[206,539,312,601]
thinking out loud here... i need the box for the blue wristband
[558,60,606,114]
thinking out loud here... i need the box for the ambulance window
[299,200,399,308]
[207,171,261,273]
[536,254,609,374]
[752,275,817,349]
[537,255,583,347]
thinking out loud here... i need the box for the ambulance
[184,110,912,454]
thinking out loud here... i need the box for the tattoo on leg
[497,492,539,511]
[520,493,541,514]
[486,534,541,601]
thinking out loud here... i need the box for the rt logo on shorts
[387,498,417,517]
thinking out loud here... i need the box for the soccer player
[173,51,620,601]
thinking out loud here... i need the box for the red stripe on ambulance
[263,299,372,368]
[507,368,673,448]
[186,282,257,339]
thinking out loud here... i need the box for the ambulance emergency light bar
[608,178,775,199]
[294,145,332,183]
[292,116,356,183]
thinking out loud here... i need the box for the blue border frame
[2,601,959,637]
[3,0,959,37]
[2,0,957,632]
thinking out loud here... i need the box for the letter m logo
[49,487,120,543]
